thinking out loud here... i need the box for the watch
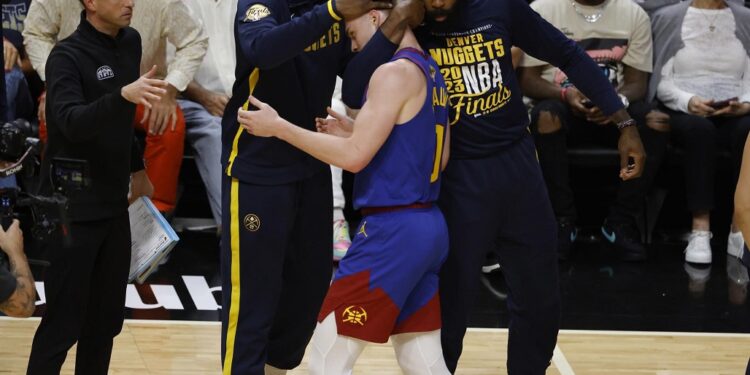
[618,93,630,108]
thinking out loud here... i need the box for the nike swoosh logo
[601,227,616,243]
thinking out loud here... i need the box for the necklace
[571,1,606,23]
[697,9,722,32]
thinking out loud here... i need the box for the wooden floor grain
[1,318,748,374]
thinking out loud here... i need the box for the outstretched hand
[316,107,354,137]
[237,95,282,138]
[121,65,168,116]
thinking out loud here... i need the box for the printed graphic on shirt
[427,25,510,126]
[243,4,271,22]
[1,2,26,33]
[304,23,341,52]
[97,66,115,81]
[554,38,628,88]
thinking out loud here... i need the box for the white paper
[128,197,179,283]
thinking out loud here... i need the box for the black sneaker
[601,218,647,261]
[557,218,577,261]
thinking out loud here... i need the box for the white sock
[391,330,451,375]
[309,313,368,375]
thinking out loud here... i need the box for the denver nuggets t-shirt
[411,0,622,159]
[521,0,653,89]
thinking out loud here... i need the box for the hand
[316,106,354,137]
[121,65,168,113]
[687,96,715,117]
[0,220,24,258]
[586,106,610,125]
[141,83,178,135]
[237,95,282,138]
[712,101,750,117]
[198,90,230,117]
[129,169,154,204]
[38,91,46,124]
[392,0,424,28]
[617,126,646,181]
[335,0,393,20]
[563,87,589,116]
[3,39,20,71]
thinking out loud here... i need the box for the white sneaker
[727,231,745,259]
[684,230,713,264]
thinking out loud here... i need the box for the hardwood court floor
[1,318,748,374]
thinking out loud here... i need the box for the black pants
[220,170,332,375]
[530,100,669,224]
[27,214,131,375]
[663,108,750,212]
[439,134,559,374]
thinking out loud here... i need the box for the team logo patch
[243,4,271,22]
[96,65,115,80]
[243,214,261,232]
[342,305,368,326]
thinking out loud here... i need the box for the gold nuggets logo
[244,4,271,22]
[243,214,261,232]
[342,305,368,326]
[428,30,512,125]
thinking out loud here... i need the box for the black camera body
[0,120,88,270]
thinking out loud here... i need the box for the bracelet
[616,118,636,130]
[560,87,568,102]
[327,0,342,21]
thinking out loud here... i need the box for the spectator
[518,0,669,261]
[174,0,234,227]
[23,0,208,215]
[2,0,36,122]
[650,0,750,264]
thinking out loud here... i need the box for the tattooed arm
[0,220,35,318]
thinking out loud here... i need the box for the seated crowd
[1,0,749,267]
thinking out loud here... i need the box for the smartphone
[581,99,596,109]
[709,97,738,109]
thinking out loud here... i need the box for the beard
[426,8,454,20]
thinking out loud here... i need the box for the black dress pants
[27,214,131,375]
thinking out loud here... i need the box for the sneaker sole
[481,263,501,274]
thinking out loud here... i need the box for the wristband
[616,118,636,130]
[560,87,568,102]
[328,0,342,21]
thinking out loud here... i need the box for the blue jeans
[4,67,33,122]
[178,99,222,225]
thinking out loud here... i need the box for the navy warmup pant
[439,133,560,374]
[220,170,332,375]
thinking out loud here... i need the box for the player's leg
[392,330,450,375]
[308,313,368,375]
[495,134,559,375]
[438,159,503,373]
[220,176,296,375]
[266,170,333,370]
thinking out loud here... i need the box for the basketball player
[237,8,451,373]
[339,0,647,373]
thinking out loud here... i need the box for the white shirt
[657,7,750,112]
[23,0,208,91]
[181,0,237,96]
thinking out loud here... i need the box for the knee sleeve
[391,330,451,375]
[308,313,367,375]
